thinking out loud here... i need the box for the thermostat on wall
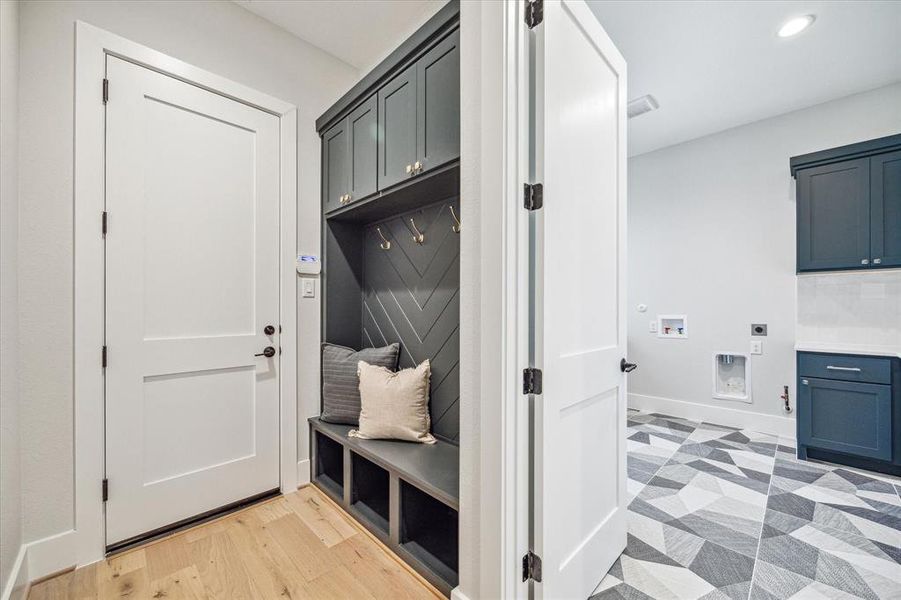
[296,254,321,276]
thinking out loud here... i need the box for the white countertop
[795,342,901,359]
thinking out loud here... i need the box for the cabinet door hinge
[524,0,544,29]
[102,478,109,502]
[102,78,109,104]
[522,551,543,582]
[523,367,543,395]
[524,183,543,210]
[102,211,108,236]
[102,345,108,368]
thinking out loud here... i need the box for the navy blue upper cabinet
[797,158,870,271]
[378,65,418,190]
[417,30,460,175]
[323,120,349,214]
[348,95,378,204]
[792,134,901,272]
[870,150,901,268]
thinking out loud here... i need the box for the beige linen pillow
[349,360,436,444]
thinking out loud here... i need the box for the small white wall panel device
[657,314,687,339]
[713,353,751,402]
[296,254,321,276]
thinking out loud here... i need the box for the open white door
[531,0,628,597]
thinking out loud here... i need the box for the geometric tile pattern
[593,411,901,600]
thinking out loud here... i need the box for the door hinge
[102,78,109,104]
[525,0,544,29]
[102,211,108,236]
[522,551,543,582]
[523,367,543,395]
[524,183,543,210]
[102,345,108,368]
[102,478,109,502]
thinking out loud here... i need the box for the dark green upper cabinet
[871,150,901,268]
[792,134,901,272]
[348,95,378,204]
[797,158,870,272]
[323,120,349,214]
[417,30,460,175]
[378,65,418,190]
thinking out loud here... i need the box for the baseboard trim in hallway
[629,392,796,439]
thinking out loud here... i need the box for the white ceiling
[587,1,901,156]
[234,0,445,73]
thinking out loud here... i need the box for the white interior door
[104,55,281,546]
[531,0,628,597]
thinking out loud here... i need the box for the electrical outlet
[750,340,763,355]
[649,321,658,333]
[302,279,316,298]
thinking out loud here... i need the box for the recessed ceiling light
[778,15,815,38]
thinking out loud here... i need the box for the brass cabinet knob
[405,164,413,174]
[414,161,422,173]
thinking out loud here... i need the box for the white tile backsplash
[797,269,901,348]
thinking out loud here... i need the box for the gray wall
[1,0,23,592]
[16,0,357,545]
[627,83,901,423]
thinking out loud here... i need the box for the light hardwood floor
[28,486,443,600]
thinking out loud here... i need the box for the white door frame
[73,21,298,566]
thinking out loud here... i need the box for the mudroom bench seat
[308,417,459,595]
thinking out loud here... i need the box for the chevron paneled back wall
[361,198,460,443]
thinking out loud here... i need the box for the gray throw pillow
[321,342,400,425]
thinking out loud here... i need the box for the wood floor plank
[27,487,442,600]
[189,531,260,599]
[147,565,208,600]
[224,513,306,599]
[285,487,357,546]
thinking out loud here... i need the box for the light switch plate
[750,340,763,355]
[302,279,316,298]
[649,321,658,333]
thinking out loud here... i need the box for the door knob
[255,346,276,358]
[620,358,637,373]
[264,325,275,336]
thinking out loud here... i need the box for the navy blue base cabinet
[797,352,901,476]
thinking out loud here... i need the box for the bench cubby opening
[399,480,459,588]
[350,451,390,535]
[313,430,344,500]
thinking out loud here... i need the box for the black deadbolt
[620,358,638,373]
[264,325,276,335]
[255,346,276,358]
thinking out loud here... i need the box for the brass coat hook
[449,205,461,233]
[376,227,391,250]
[409,218,425,245]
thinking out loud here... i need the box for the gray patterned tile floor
[591,410,901,600]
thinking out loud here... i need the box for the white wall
[1,0,24,594]
[17,0,357,546]
[627,83,901,431]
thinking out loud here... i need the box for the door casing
[74,21,297,569]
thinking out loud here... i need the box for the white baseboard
[25,529,77,583]
[1,544,29,600]
[629,393,796,439]
[450,587,472,600]
[296,459,310,487]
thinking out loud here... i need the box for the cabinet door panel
[799,377,892,461]
[870,150,901,268]
[378,65,418,190]
[323,120,349,214]
[348,95,378,204]
[417,30,460,174]
[797,158,870,271]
